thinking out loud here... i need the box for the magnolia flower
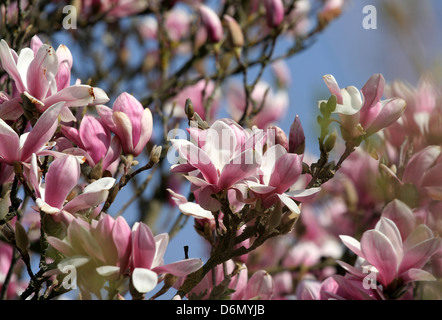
[339,214,440,290]
[170,119,263,211]
[0,37,109,121]
[243,144,321,214]
[321,74,406,141]
[129,222,202,294]
[29,154,116,217]
[381,145,442,206]
[46,213,132,298]
[97,92,153,157]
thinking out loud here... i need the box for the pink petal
[112,111,134,154]
[132,108,153,157]
[361,229,399,287]
[172,139,218,185]
[243,270,274,300]
[366,98,406,136]
[381,199,415,240]
[268,153,302,194]
[131,222,156,269]
[0,118,20,164]
[20,102,64,162]
[44,154,80,209]
[218,149,259,190]
[43,85,109,109]
[79,115,111,164]
[26,44,58,101]
[402,146,441,185]
[112,216,132,272]
[152,258,203,277]
[0,40,26,92]
[323,74,343,104]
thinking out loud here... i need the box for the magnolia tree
[0,0,441,301]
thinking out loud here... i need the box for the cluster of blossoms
[0,36,202,299]
[1,0,441,302]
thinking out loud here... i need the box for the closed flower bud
[223,15,244,48]
[264,0,285,28]
[198,4,223,43]
[288,115,305,154]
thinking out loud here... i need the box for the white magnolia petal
[277,193,300,214]
[96,265,121,277]
[131,268,158,294]
[178,202,214,220]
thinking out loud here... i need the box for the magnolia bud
[198,4,223,43]
[268,126,288,150]
[185,98,195,120]
[324,131,337,153]
[223,15,244,48]
[288,115,305,154]
[264,0,285,28]
[150,145,162,163]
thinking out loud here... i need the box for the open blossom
[97,92,153,157]
[321,74,406,141]
[338,201,441,291]
[28,153,116,217]
[240,144,321,214]
[46,213,132,298]
[47,214,202,298]
[129,221,203,295]
[170,119,263,211]
[0,36,109,121]
[381,145,442,206]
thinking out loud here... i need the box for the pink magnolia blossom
[339,211,440,290]
[60,114,122,173]
[384,75,440,151]
[46,213,132,298]
[242,144,321,214]
[129,222,202,294]
[381,145,442,205]
[29,154,116,217]
[321,74,406,141]
[97,92,153,157]
[170,119,263,211]
[0,37,109,121]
